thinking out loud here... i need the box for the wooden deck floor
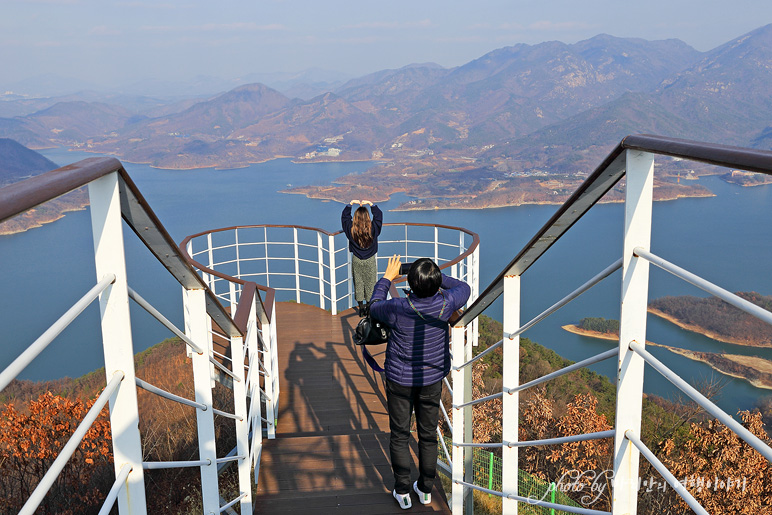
[252,302,451,514]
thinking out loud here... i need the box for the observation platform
[253,301,452,514]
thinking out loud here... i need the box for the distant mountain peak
[0,138,58,186]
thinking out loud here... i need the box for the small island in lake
[721,170,772,187]
[562,317,619,342]
[562,311,772,390]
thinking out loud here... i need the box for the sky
[2,0,771,94]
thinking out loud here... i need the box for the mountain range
[1,25,771,180]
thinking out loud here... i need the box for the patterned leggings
[352,254,377,302]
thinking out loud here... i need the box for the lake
[2,147,771,417]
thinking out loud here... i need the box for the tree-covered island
[562,292,772,390]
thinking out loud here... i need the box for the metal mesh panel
[438,436,583,514]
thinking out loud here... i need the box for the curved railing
[180,221,480,319]
[443,135,772,514]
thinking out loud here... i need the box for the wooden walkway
[253,302,451,514]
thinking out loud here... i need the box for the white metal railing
[4,136,772,515]
[181,222,481,349]
[443,135,772,515]
[0,159,260,514]
[180,220,481,506]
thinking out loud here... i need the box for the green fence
[438,436,584,514]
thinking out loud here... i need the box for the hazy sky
[2,0,771,90]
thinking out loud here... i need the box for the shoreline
[561,325,618,341]
[647,307,772,348]
[561,325,772,390]
[76,147,378,171]
[646,342,772,390]
[0,201,89,237]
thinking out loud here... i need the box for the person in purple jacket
[341,200,383,316]
[370,254,471,510]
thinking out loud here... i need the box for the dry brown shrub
[0,392,113,514]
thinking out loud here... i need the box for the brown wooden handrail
[456,134,772,327]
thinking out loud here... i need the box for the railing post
[264,227,270,288]
[502,274,520,515]
[459,231,465,279]
[470,248,480,347]
[270,301,280,431]
[207,233,215,290]
[235,228,242,280]
[230,330,253,512]
[434,226,439,264]
[293,228,300,303]
[247,297,263,471]
[229,281,237,317]
[260,302,277,439]
[184,288,220,514]
[317,232,325,309]
[328,234,337,315]
[348,251,354,309]
[88,171,147,514]
[451,325,466,515]
[185,241,195,359]
[463,322,474,515]
[612,149,654,515]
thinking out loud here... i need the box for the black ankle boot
[358,301,366,317]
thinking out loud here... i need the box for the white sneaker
[413,481,431,505]
[393,489,412,509]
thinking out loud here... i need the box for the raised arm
[441,273,471,311]
[369,255,401,325]
[371,204,383,236]
[341,204,353,233]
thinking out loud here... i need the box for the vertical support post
[317,232,325,309]
[612,150,654,515]
[469,247,479,349]
[184,288,219,514]
[88,172,147,514]
[463,323,474,515]
[270,301,280,430]
[550,483,556,515]
[235,228,241,280]
[229,281,237,318]
[264,227,270,288]
[502,274,520,515]
[247,297,263,472]
[293,228,300,303]
[328,234,338,315]
[348,252,354,307]
[207,233,214,291]
[261,305,277,440]
[488,452,494,494]
[459,231,465,279]
[230,330,252,513]
[434,226,439,264]
[451,325,466,515]
[404,225,408,259]
[185,242,195,359]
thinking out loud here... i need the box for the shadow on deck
[253,302,451,514]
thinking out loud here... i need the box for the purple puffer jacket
[369,274,471,387]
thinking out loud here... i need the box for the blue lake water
[3,147,771,417]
